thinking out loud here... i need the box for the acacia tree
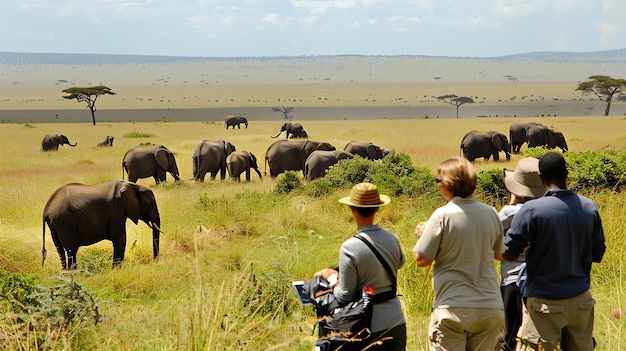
[271,105,294,120]
[436,94,474,118]
[62,86,116,125]
[576,75,626,116]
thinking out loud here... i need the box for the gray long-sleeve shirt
[333,224,406,332]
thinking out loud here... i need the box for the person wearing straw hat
[315,182,407,350]
[498,157,544,351]
[413,157,504,351]
[504,152,605,351]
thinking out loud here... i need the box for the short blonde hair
[437,157,477,198]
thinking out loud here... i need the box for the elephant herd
[40,125,389,271]
[460,121,568,162]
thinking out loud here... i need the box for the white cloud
[261,13,280,25]
[464,16,500,29]
[599,22,616,43]
[388,16,421,25]
[188,14,210,29]
[222,16,235,26]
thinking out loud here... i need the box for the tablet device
[292,281,312,306]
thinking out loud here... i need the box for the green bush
[565,150,626,192]
[475,167,509,208]
[123,131,155,138]
[307,152,438,199]
[0,270,100,349]
[274,171,303,194]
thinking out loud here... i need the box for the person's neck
[355,217,375,230]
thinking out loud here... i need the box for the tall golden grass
[0,117,625,350]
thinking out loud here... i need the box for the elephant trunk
[253,167,263,180]
[69,142,77,147]
[271,132,282,138]
[148,221,162,259]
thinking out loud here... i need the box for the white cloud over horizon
[0,0,623,57]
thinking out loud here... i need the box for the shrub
[0,270,100,349]
[475,167,508,208]
[307,152,438,199]
[123,131,155,138]
[565,150,626,192]
[274,171,303,194]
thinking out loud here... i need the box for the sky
[1,0,624,58]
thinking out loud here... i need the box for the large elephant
[226,151,263,182]
[42,180,162,270]
[225,115,248,129]
[122,145,180,184]
[97,135,114,147]
[304,150,354,181]
[343,141,389,160]
[271,122,308,139]
[460,130,511,162]
[509,121,542,153]
[192,139,237,181]
[265,140,336,178]
[527,125,568,152]
[41,134,77,151]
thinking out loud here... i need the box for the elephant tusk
[147,221,166,234]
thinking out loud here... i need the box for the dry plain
[1,53,626,349]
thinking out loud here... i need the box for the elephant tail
[42,217,47,266]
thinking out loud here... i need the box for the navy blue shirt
[503,189,606,299]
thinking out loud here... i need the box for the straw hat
[338,182,391,207]
[503,157,545,198]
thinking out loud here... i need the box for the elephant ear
[367,144,377,159]
[119,182,140,224]
[154,148,169,170]
[491,134,504,150]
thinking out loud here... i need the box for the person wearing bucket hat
[413,157,504,350]
[315,182,406,350]
[504,152,606,351]
[497,157,544,350]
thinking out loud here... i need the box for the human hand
[314,268,338,281]
[415,222,426,238]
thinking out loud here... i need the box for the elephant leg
[66,247,79,270]
[245,169,251,181]
[54,245,68,269]
[220,166,227,180]
[112,234,127,267]
[210,170,218,180]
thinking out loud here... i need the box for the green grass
[0,118,625,350]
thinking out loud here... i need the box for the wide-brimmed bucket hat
[338,182,391,207]
[503,157,545,198]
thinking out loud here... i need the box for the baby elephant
[226,151,262,182]
[97,135,114,147]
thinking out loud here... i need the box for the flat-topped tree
[576,75,626,116]
[436,94,474,118]
[62,86,116,125]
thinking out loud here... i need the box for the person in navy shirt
[504,152,606,351]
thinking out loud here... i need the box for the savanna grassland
[1,116,625,350]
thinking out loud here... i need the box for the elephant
[509,121,542,153]
[225,115,248,129]
[304,150,354,181]
[42,180,162,270]
[226,151,263,182]
[271,122,308,139]
[41,134,77,151]
[460,130,511,162]
[265,139,336,178]
[122,145,180,184]
[343,141,389,160]
[526,125,568,152]
[192,139,237,181]
[97,135,114,147]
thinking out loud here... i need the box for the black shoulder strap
[354,233,397,303]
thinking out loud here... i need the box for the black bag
[310,234,398,351]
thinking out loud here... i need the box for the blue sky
[1,0,624,58]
